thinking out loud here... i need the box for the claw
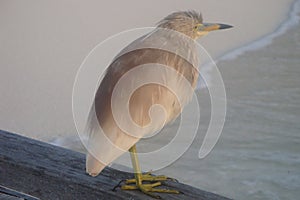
[121,173,180,198]
[120,145,181,198]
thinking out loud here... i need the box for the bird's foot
[121,172,180,199]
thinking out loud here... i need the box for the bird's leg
[121,145,180,198]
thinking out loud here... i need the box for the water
[164,3,300,198]
[219,0,300,61]
[138,1,300,199]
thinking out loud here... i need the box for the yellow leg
[121,145,180,199]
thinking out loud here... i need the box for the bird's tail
[86,152,106,177]
[84,103,106,176]
[84,103,138,177]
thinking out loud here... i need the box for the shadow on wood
[0,130,231,200]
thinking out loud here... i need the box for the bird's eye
[194,24,203,30]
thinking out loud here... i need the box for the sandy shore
[0,0,295,139]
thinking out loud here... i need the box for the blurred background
[1,0,299,199]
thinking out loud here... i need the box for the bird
[85,10,232,198]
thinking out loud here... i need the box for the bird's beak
[202,23,233,32]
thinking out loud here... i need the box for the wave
[218,0,300,61]
[196,0,300,90]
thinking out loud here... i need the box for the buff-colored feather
[86,11,202,176]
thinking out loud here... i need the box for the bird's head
[157,11,233,39]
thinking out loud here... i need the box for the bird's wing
[86,35,199,176]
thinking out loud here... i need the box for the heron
[85,11,232,198]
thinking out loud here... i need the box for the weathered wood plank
[0,130,231,200]
[0,185,39,200]
[0,193,21,200]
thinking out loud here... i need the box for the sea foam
[218,0,300,61]
[197,0,300,90]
